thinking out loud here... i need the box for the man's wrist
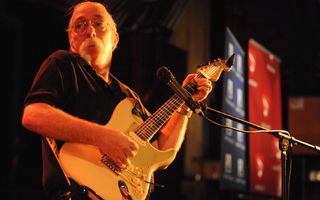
[176,105,193,118]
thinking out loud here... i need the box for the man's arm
[21,102,138,168]
[156,74,212,158]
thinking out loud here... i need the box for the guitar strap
[41,137,71,199]
[110,73,151,118]
[43,137,105,200]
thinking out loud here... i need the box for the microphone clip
[184,97,207,115]
[185,97,201,113]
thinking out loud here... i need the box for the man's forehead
[71,2,108,22]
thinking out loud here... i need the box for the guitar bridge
[101,155,122,175]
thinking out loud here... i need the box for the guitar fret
[135,93,185,140]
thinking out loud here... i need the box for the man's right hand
[98,129,139,168]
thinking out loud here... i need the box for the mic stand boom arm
[200,105,320,200]
[202,105,320,152]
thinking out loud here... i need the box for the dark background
[1,0,319,199]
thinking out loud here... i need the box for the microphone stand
[155,61,319,199]
[199,105,320,200]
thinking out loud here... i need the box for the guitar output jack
[118,180,132,200]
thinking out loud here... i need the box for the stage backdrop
[248,39,282,197]
[289,97,320,155]
[220,27,247,191]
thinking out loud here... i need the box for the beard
[79,37,104,65]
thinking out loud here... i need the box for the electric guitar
[59,55,234,200]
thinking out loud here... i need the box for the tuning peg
[226,53,235,67]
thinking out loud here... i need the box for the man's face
[68,2,118,66]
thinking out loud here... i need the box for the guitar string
[144,92,184,139]
[139,96,183,140]
[135,94,182,140]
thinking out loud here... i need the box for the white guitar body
[59,98,176,200]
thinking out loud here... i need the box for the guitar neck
[134,93,184,141]
[134,74,204,141]
[133,55,233,142]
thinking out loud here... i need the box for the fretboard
[134,73,205,141]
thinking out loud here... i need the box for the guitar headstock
[197,53,234,82]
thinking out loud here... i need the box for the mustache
[82,37,102,47]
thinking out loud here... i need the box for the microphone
[156,66,203,114]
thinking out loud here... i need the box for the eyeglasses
[68,18,109,34]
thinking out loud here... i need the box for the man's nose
[86,24,96,37]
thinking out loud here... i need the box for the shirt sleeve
[23,50,71,108]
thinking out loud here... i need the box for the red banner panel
[248,39,282,197]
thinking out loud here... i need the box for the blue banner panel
[220,27,247,191]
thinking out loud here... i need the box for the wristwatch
[176,106,193,118]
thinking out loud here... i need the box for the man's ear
[112,32,119,51]
[68,32,76,52]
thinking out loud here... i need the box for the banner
[248,39,282,197]
[220,27,247,190]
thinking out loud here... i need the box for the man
[21,1,212,199]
